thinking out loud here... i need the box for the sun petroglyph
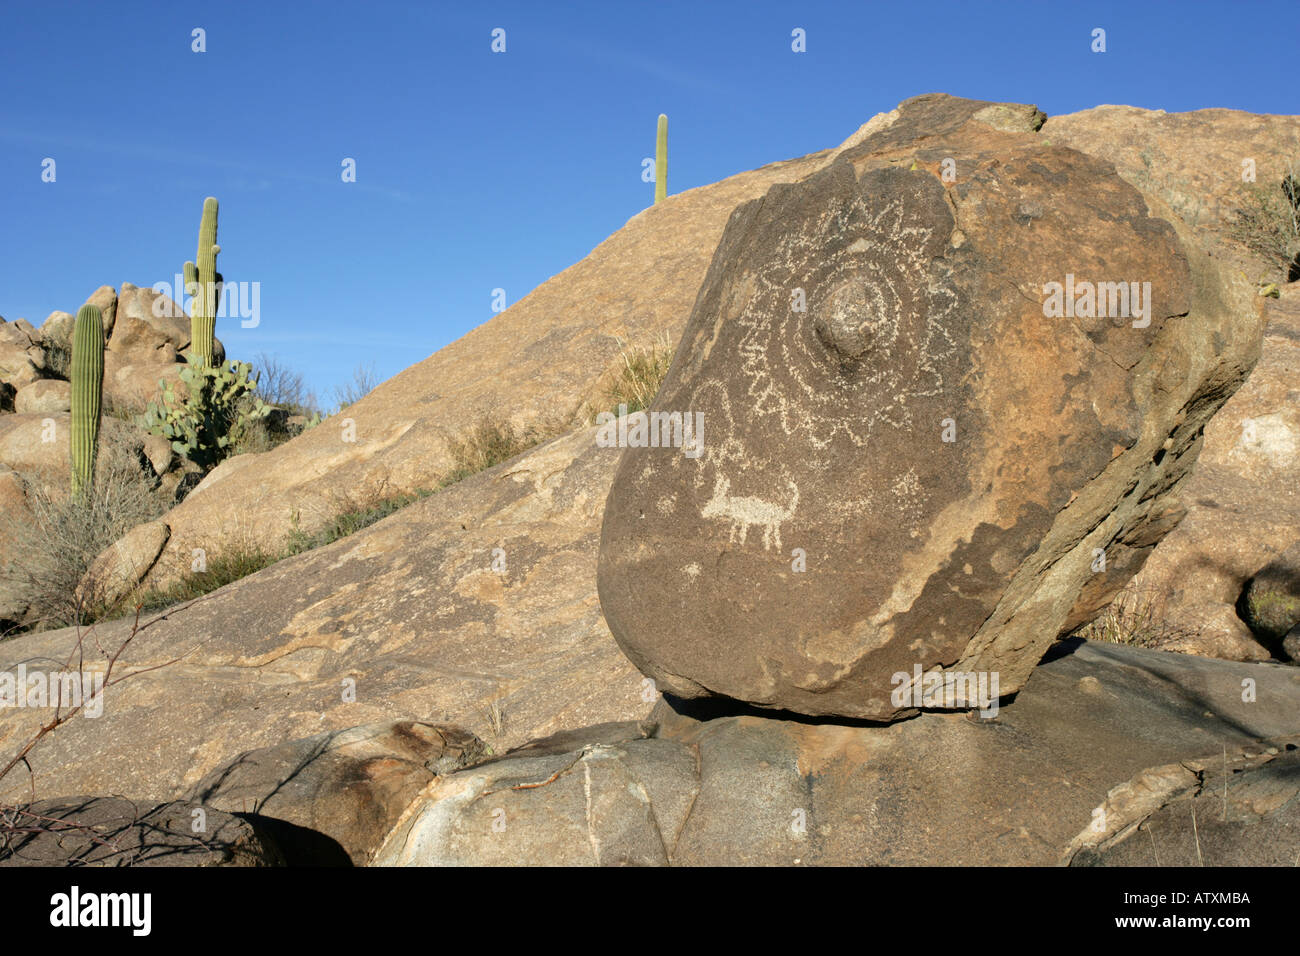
[681,185,955,542]
[731,191,960,451]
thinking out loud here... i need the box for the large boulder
[13,379,71,415]
[74,519,171,613]
[38,310,75,347]
[597,94,1265,719]
[101,283,222,410]
[376,639,1300,866]
[133,126,877,590]
[1241,541,1300,654]
[81,285,118,340]
[0,318,44,389]
[106,282,189,363]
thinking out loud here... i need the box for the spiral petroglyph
[734,190,960,451]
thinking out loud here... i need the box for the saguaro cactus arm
[655,114,668,204]
[70,304,105,496]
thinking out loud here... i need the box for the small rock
[191,720,486,865]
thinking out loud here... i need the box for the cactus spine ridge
[188,196,220,368]
[70,304,105,497]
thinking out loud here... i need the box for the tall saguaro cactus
[184,196,221,368]
[70,304,105,497]
[655,114,668,204]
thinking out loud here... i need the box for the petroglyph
[600,95,1214,721]
[701,474,800,550]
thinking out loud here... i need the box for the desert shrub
[41,324,72,381]
[588,335,674,421]
[252,352,320,417]
[331,362,379,412]
[1227,159,1300,283]
[0,433,166,631]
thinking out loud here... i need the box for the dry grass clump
[1227,158,1300,283]
[132,539,279,612]
[587,335,674,422]
[0,433,166,632]
[440,416,566,486]
[1074,584,1190,649]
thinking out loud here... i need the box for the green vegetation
[133,541,279,612]
[184,197,221,368]
[284,489,432,554]
[139,360,271,471]
[69,305,105,497]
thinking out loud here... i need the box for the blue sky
[2,0,1295,401]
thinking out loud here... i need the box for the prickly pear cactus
[184,197,221,368]
[69,304,105,496]
[140,359,271,470]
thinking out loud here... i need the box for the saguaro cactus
[70,304,105,496]
[184,196,221,368]
[655,114,668,204]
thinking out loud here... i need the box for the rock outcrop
[0,427,649,806]
[598,94,1266,719]
[1241,541,1300,656]
[375,639,1300,866]
[1109,286,1300,660]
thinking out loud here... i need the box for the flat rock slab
[376,640,1300,866]
[0,796,281,866]
[598,93,1265,719]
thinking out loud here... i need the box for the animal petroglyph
[701,474,799,550]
